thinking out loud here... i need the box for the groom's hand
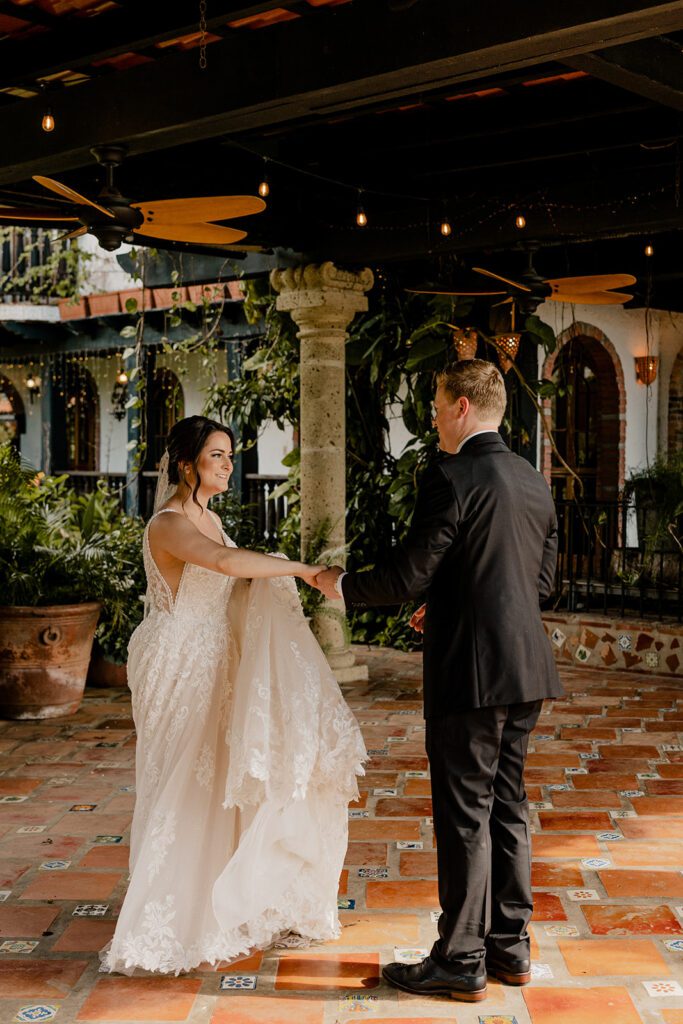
[315,565,344,600]
[410,603,426,633]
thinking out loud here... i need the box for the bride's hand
[296,564,326,587]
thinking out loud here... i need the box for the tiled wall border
[543,611,683,677]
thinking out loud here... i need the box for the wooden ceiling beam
[566,36,683,111]
[1,0,683,186]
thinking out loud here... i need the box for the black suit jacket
[342,433,563,716]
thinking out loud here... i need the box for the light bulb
[41,109,55,132]
[440,219,452,237]
[356,206,367,227]
[515,214,526,229]
[26,375,36,389]
[117,370,129,384]
[258,178,270,198]
[644,243,654,257]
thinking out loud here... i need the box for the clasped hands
[306,566,427,634]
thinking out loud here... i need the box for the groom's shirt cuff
[334,571,347,598]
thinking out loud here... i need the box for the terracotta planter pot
[0,603,101,719]
[88,292,121,316]
[118,288,152,313]
[58,297,88,321]
[152,286,188,309]
[187,283,227,304]
[86,642,128,688]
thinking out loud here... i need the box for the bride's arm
[149,514,322,582]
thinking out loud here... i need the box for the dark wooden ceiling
[1,0,683,307]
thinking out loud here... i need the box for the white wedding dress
[100,508,366,975]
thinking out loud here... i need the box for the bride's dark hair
[166,415,235,510]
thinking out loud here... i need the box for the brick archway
[541,322,626,498]
[668,348,683,455]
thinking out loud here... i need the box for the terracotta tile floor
[1,650,683,1023]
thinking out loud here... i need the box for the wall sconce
[452,327,478,360]
[25,372,41,404]
[495,332,521,373]
[634,355,658,386]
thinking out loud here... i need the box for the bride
[101,415,367,975]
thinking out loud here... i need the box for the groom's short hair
[437,360,507,423]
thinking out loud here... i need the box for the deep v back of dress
[101,511,367,975]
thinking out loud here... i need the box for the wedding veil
[152,449,176,514]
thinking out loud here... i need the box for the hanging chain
[199,0,208,70]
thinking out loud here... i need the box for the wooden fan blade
[491,297,514,308]
[33,175,115,219]
[548,290,633,305]
[132,196,266,225]
[548,274,637,295]
[405,286,507,295]
[472,266,532,293]
[134,222,248,244]
[52,225,89,244]
[0,206,79,223]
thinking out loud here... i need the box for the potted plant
[622,452,683,586]
[87,292,121,316]
[0,444,137,718]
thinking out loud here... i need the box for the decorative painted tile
[529,824,537,833]
[642,979,683,997]
[531,963,554,979]
[551,628,567,648]
[478,1017,519,1024]
[544,924,580,937]
[0,940,39,953]
[645,652,660,668]
[118,785,135,792]
[393,947,429,963]
[39,860,71,870]
[575,645,591,663]
[405,770,429,778]
[579,752,600,760]
[423,816,433,825]
[339,994,379,1012]
[567,889,600,901]
[366,749,388,756]
[663,938,683,952]
[637,772,660,780]
[93,836,123,844]
[69,804,96,812]
[581,858,612,869]
[610,810,637,819]
[338,898,356,910]
[46,776,77,786]
[565,767,588,774]
[358,867,389,880]
[372,788,397,796]
[387,736,407,743]
[95,741,119,748]
[348,810,369,819]
[618,634,632,650]
[530,801,554,810]
[14,1008,58,1023]
[96,761,124,768]
[396,841,423,850]
[0,891,11,901]
[430,910,441,923]
[622,727,641,733]
[662,745,683,752]
[395,709,416,715]
[0,795,28,803]
[596,831,625,841]
[219,975,257,990]
[619,790,645,798]
[73,904,109,916]
[16,826,46,834]
[547,784,573,792]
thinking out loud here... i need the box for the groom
[316,359,563,1002]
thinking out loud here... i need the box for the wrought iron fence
[554,499,683,622]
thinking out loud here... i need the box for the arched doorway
[63,366,99,471]
[147,367,184,469]
[0,375,25,450]
[543,326,625,503]
[668,348,683,455]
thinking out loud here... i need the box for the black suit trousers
[425,700,543,975]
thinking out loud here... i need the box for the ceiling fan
[407,250,636,311]
[0,145,266,252]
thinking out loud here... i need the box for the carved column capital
[270,261,374,327]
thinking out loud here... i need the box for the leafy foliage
[0,228,91,302]
[0,443,145,662]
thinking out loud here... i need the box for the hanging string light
[39,82,55,132]
[258,159,270,198]
[440,216,452,237]
[515,213,526,230]
[356,190,368,227]
[644,243,654,257]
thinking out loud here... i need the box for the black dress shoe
[382,956,487,1002]
[485,949,531,985]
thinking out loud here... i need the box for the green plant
[0,443,144,661]
[625,452,683,556]
[0,228,91,302]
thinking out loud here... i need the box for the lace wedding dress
[100,509,366,975]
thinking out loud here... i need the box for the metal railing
[554,498,683,622]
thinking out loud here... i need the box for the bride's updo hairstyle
[166,415,235,510]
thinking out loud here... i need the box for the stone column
[270,261,373,682]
